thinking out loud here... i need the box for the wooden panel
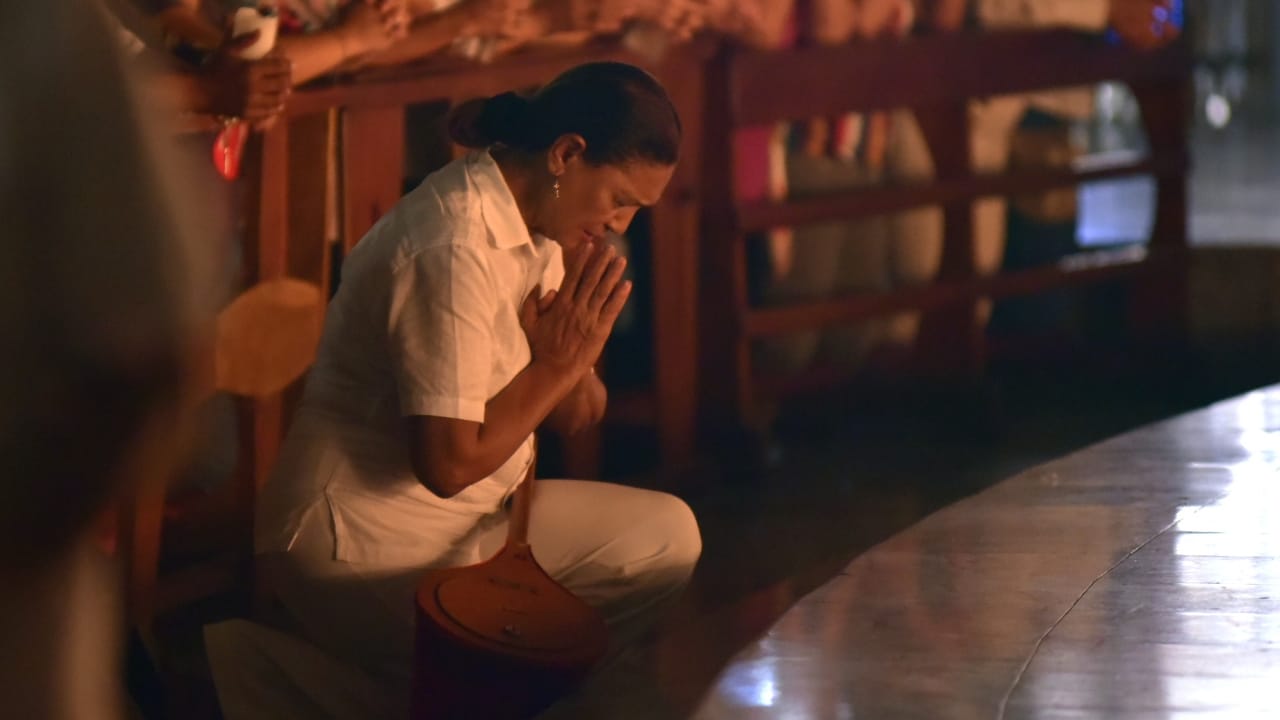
[281,110,336,466]
[342,105,405,252]
[697,49,754,433]
[607,388,658,427]
[912,101,981,377]
[244,124,290,281]
[645,44,710,475]
[238,124,290,593]
[287,111,335,291]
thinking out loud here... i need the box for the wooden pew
[698,29,1193,435]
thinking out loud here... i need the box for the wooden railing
[189,28,1196,497]
[699,29,1193,432]
[244,29,1194,480]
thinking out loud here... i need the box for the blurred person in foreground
[0,1,216,718]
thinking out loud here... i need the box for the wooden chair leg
[235,394,283,616]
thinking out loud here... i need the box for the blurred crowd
[97,0,1177,134]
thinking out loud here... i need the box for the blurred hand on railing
[206,47,292,130]
[632,0,708,42]
[856,0,915,38]
[807,0,913,44]
[460,0,535,38]
[338,0,410,56]
[568,0,626,33]
[916,0,967,32]
[368,0,414,37]
[1109,0,1180,51]
[701,0,795,50]
[563,0,701,38]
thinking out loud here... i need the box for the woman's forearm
[408,361,583,497]
[543,372,606,437]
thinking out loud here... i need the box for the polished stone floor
[691,386,1280,720]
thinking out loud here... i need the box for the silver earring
[553,178,560,200]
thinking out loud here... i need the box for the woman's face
[542,136,676,251]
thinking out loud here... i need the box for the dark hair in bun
[447,61,681,167]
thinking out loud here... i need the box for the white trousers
[210,479,701,719]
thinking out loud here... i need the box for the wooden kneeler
[411,442,609,719]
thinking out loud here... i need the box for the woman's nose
[608,207,638,235]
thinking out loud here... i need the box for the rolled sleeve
[388,245,496,423]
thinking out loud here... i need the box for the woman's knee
[614,491,701,585]
[651,493,702,574]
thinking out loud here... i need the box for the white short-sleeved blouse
[255,150,564,568]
